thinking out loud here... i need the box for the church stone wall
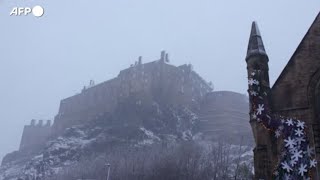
[249,13,320,178]
[271,13,320,113]
[270,14,320,171]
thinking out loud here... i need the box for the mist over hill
[0,58,253,180]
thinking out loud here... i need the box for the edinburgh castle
[17,51,210,152]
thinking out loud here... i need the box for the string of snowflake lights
[248,70,317,180]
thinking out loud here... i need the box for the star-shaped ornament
[291,150,303,161]
[281,161,292,173]
[310,159,317,168]
[250,90,258,96]
[275,130,281,138]
[296,137,306,145]
[251,113,257,120]
[298,164,307,176]
[286,119,294,126]
[256,104,265,115]
[284,137,296,149]
[306,146,315,157]
[297,120,305,129]
[295,129,304,137]
[248,79,255,86]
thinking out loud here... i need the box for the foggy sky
[0,0,319,161]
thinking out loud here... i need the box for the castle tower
[246,22,273,179]
[160,50,166,63]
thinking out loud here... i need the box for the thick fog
[0,0,319,161]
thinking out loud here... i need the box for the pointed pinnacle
[246,21,267,60]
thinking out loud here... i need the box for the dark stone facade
[247,13,320,179]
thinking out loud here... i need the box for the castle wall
[19,120,52,152]
[198,91,252,145]
[53,54,212,134]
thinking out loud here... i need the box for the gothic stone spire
[246,21,267,61]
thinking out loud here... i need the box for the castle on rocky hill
[18,51,214,152]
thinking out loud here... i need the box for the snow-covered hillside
[0,77,253,180]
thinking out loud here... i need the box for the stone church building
[247,12,320,179]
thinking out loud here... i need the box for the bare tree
[48,141,252,180]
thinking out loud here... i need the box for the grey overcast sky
[0,0,319,161]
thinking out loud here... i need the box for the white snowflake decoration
[275,130,281,138]
[298,164,307,176]
[310,159,317,168]
[250,90,258,96]
[297,120,305,129]
[286,119,294,126]
[306,146,315,157]
[248,79,255,86]
[256,104,264,115]
[281,161,292,173]
[284,137,296,149]
[251,113,257,120]
[295,129,304,137]
[248,70,316,179]
[291,150,303,161]
[296,137,306,145]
